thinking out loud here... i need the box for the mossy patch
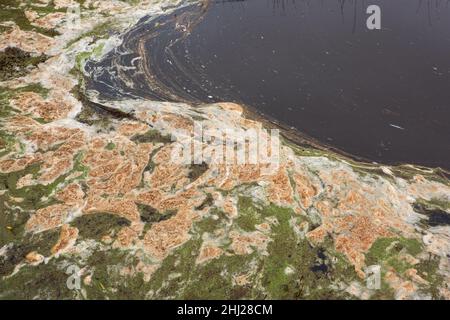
[0,47,47,81]
[0,258,76,300]
[181,253,257,299]
[0,194,29,248]
[366,237,422,268]
[0,151,86,212]
[68,151,90,182]
[414,198,450,227]
[366,237,423,267]
[74,91,114,129]
[71,213,130,240]
[0,228,60,277]
[415,198,450,211]
[131,129,172,144]
[147,238,203,298]
[138,203,176,225]
[0,130,17,158]
[0,162,63,212]
[145,234,259,299]
[0,0,62,36]
[188,162,208,182]
[167,200,360,299]
[235,196,263,232]
[0,84,49,118]
[195,208,230,235]
[257,204,356,299]
[66,21,113,48]
[104,141,116,150]
[195,192,214,211]
[415,255,445,299]
[84,248,147,299]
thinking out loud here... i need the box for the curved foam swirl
[85,0,450,170]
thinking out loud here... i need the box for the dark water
[414,202,450,226]
[88,0,450,169]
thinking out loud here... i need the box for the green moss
[148,238,202,297]
[138,203,176,226]
[235,196,263,232]
[0,130,17,158]
[415,198,450,212]
[66,22,112,48]
[0,201,364,299]
[415,255,445,299]
[366,237,423,268]
[73,43,107,73]
[0,194,29,248]
[0,0,31,30]
[74,94,113,129]
[0,228,60,277]
[143,231,255,299]
[75,51,94,71]
[122,0,141,6]
[0,0,62,37]
[71,213,130,240]
[368,276,396,300]
[0,150,90,250]
[0,152,88,212]
[259,206,306,298]
[195,192,214,211]
[33,117,49,124]
[136,147,162,189]
[181,253,257,299]
[137,204,156,225]
[0,84,49,118]
[258,204,356,299]
[194,208,229,234]
[365,237,425,297]
[188,162,208,182]
[71,151,90,181]
[0,258,76,300]
[290,143,332,158]
[0,47,47,81]
[131,129,172,144]
[414,198,450,227]
[104,141,116,150]
[194,217,220,234]
[83,249,149,300]
[0,162,60,211]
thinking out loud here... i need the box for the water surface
[88,0,450,169]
